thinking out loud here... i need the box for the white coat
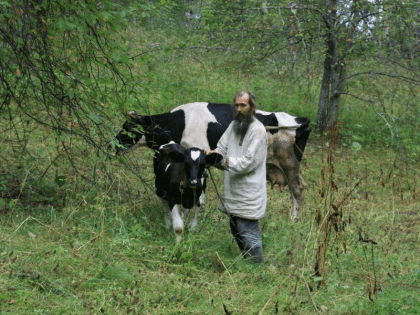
[214,117,267,220]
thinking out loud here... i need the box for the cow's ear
[168,151,185,163]
[205,153,223,166]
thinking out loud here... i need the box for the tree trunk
[326,25,342,131]
[327,66,343,130]
[317,52,331,133]
[316,0,337,133]
[316,0,349,132]
[327,61,346,130]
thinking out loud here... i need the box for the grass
[1,136,419,314]
[1,25,419,314]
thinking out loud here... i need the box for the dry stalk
[314,123,340,288]
[313,122,378,302]
[301,274,321,315]
[356,224,380,301]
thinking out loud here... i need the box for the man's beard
[233,110,253,138]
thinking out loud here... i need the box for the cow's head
[164,143,223,189]
[110,111,149,155]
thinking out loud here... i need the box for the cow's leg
[286,168,305,220]
[200,176,207,204]
[171,204,184,243]
[191,178,206,230]
[161,199,172,230]
[187,205,200,230]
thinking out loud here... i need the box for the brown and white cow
[111,102,311,220]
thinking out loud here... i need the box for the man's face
[234,94,253,118]
[233,93,254,137]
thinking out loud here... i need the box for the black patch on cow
[143,110,186,150]
[207,103,233,124]
[206,103,233,149]
[114,110,186,152]
[293,117,311,162]
[207,122,228,150]
[255,112,279,135]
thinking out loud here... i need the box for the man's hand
[205,151,224,168]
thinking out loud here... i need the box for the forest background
[0,0,419,314]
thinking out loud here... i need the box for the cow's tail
[294,117,311,162]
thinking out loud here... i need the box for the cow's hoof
[174,227,184,243]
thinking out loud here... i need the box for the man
[205,91,267,263]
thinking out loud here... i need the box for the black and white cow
[155,141,222,242]
[112,102,311,219]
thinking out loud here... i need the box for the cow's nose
[188,179,199,188]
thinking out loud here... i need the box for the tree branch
[344,71,420,85]
[339,92,395,137]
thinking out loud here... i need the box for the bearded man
[205,91,267,263]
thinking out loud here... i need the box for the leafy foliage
[0,0,140,154]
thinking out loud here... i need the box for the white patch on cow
[190,150,201,161]
[171,102,217,150]
[256,110,297,126]
[171,204,184,243]
[274,112,299,126]
[165,163,171,173]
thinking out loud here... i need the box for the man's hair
[233,91,259,110]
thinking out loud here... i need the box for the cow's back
[171,102,232,150]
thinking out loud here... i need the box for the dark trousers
[229,215,263,263]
